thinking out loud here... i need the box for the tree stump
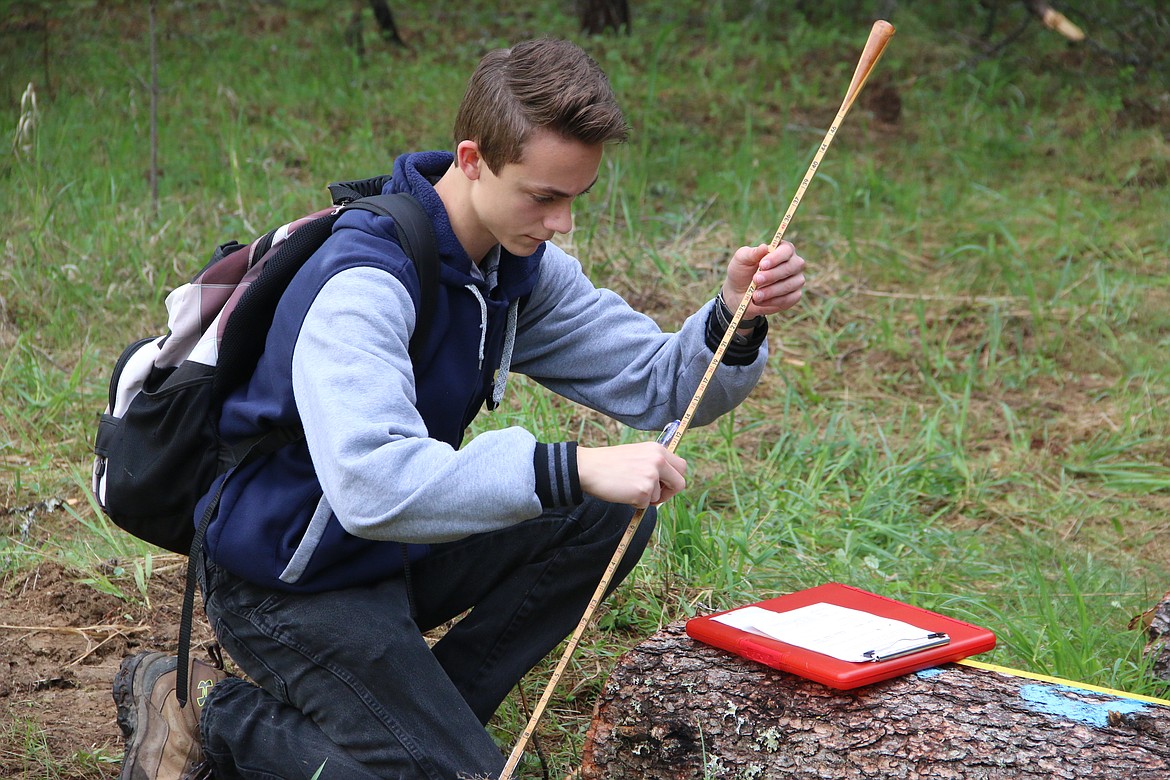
[1131,589,1170,683]
[581,623,1170,779]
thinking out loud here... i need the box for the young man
[114,38,805,779]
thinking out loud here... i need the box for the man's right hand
[576,442,688,508]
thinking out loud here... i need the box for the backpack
[90,176,439,704]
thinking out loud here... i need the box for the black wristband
[704,295,768,366]
[715,291,767,332]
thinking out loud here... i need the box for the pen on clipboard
[862,632,950,663]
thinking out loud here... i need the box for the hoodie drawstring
[464,285,518,409]
[465,284,488,370]
[492,300,519,407]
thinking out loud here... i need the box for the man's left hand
[721,241,806,322]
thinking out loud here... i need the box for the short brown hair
[453,38,629,171]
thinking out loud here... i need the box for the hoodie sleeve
[510,243,768,431]
[292,266,558,544]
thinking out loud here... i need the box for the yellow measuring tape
[957,658,1170,707]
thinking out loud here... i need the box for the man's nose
[545,202,573,234]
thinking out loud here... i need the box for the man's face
[470,129,602,257]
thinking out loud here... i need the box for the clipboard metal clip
[862,632,950,663]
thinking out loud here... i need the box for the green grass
[3,0,1170,776]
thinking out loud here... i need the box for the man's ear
[456,140,484,181]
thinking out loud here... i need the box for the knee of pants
[627,505,657,556]
[577,497,657,540]
[595,503,657,583]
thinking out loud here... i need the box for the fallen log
[581,623,1170,779]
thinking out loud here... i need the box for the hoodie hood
[387,152,545,302]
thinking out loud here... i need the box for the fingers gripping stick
[500,21,895,779]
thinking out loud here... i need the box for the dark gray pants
[198,498,655,779]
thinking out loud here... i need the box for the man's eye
[532,194,555,204]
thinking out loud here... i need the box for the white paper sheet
[710,601,946,663]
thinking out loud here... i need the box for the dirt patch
[1,514,215,780]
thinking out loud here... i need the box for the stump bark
[581,623,1170,779]
[1131,589,1170,682]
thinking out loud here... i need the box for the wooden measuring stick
[500,20,896,779]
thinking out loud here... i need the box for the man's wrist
[716,291,767,333]
[705,294,768,365]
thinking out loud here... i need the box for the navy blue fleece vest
[200,156,542,592]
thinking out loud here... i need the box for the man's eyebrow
[534,175,599,199]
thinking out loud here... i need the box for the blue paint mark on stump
[915,667,946,680]
[1019,684,1148,728]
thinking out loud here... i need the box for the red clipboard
[685,582,996,690]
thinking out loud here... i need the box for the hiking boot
[112,650,228,780]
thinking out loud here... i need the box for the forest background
[1,1,1169,777]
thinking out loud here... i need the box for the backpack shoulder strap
[344,193,440,362]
